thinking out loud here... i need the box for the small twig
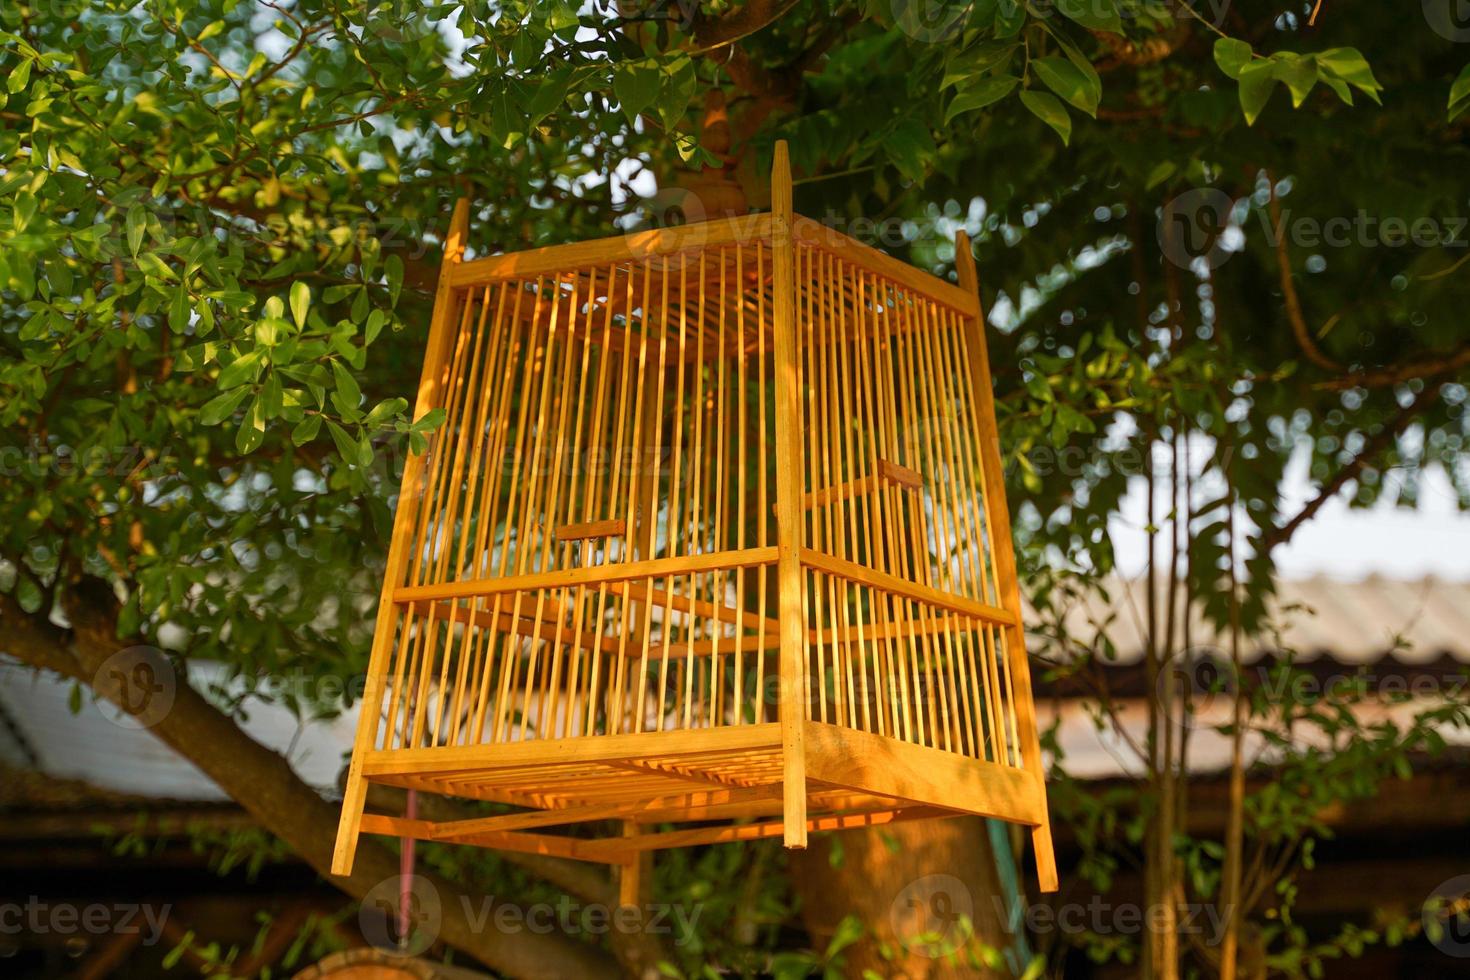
[1267,174,1342,373]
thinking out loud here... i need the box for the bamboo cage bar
[332,142,1057,893]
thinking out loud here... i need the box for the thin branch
[689,0,801,54]
[1268,177,1342,373]
[1263,381,1443,552]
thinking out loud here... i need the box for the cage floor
[351,722,1045,865]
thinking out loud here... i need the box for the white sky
[1111,451,1470,581]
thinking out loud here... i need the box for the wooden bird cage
[332,143,1057,893]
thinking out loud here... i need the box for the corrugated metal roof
[0,659,359,804]
[1032,575,1470,665]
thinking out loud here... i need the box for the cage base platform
[352,722,1047,866]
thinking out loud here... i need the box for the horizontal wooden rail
[796,457,922,512]
[401,597,623,654]
[428,786,783,840]
[358,813,614,863]
[612,579,779,633]
[553,518,626,542]
[392,547,779,604]
[362,722,784,776]
[799,547,1019,628]
[580,805,959,859]
[449,213,773,287]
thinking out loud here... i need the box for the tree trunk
[790,816,1014,979]
[3,584,624,979]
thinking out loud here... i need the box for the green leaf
[1020,90,1071,145]
[290,280,310,329]
[236,395,266,454]
[884,118,936,183]
[126,205,146,256]
[254,317,287,347]
[824,915,866,960]
[1033,56,1099,118]
[1452,65,1470,113]
[656,55,696,130]
[291,414,322,445]
[1237,60,1277,126]
[200,387,249,428]
[168,286,190,333]
[1145,160,1176,190]
[1213,38,1253,80]
[365,309,388,344]
[217,348,265,389]
[384,254,404,307]
[613,60,661,123]
[993,0,1025,37]
[330,359,362,413]
[365,397,408,426]
[1271,53,1317,108]
[1450,65,1470,121]
[136,252,175,280]
[13,191,36,234]
[1319,73,1353,106]
[1317,47,1382,104]
[940,42,1015,90]
[945,76,1019,124]
[6,57,31,94]
[325,420,359,465]
[260,370,283,419]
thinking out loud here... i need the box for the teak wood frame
[332,142,1058,894]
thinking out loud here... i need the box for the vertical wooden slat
[954,230,1057,892]
[771,141,808,848]
[754,241,770,726]
[332,197,469,877]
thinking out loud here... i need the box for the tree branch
[690,0,801,53]
[1262,382,1442,552]
[2,583,620,979]
[1268,179,1343,374]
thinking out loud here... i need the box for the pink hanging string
[398,788,418,950]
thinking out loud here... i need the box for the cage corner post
[954,230,1059,894]
[770,140,809,849]
[330,196,472,877]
